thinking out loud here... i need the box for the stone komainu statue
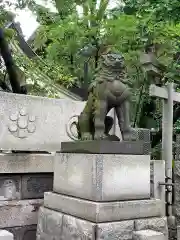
[76,51,134,141]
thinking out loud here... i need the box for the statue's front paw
[94,132,107,140]
[81,133,93,141]
[122,128,137,141]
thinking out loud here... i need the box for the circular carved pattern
[8,123,18,133]
[27,123,36,133]
[18,117,28,129]
[10,112,18,121]
[19,108,27,116]
[29,115,36,122]
[8,109,36,138]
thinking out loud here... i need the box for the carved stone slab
[21,174,53,199]
[0,153,54,174]
[53,153,150,201]
[61,140,150,155]
[0,92,85,151]
[44,192,164,222]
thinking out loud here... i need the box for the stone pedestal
[36,150,168,240]
[53,152,150,201]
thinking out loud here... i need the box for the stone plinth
[36,207,167,240]
[61,140,150,155]
[44,192,164,222]
[53,153,150,201]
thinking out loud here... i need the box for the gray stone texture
[21,174,53,199]
[0,230,13,240]
[134,217,168,240]
[0,153,54,174]
[174,160,180,225]
[0,199,43,228]
[53,153,150,201]
[0,92,85,151]
[61,140,150,155]
[133,230,165,240]
[150,160,166,216]
[0,173,53,200]
[36,206,135,240]
[5,225,37,240]
[96,220,134,240]
[44,192,164,222]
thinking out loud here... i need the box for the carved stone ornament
[8,107,36,138]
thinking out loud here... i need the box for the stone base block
[133,230,165,240]
[134,217,168,240]
[54,153,150,201]
[0,230,13,240]
[36,207,134,240]
[5,225,36,240]
[36,207,167,240]
[44,192,164,222]
[61,140,150,154]
[0,199,43,228]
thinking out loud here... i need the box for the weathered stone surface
[0,230,13,240]
[0,199,43,228]
[44,192,164,222]
[0,153,53,174]
[62,214,95,240]
[96,220,134,240]
[61,140,150,155]
[133,230,165,240]
[36,207,135,240]
[5,225,36,240]
[134,217,168,240]
[0,92,85,151]
[22,174,53,199]
[36,207,95,240]
[174,161,180,225]
[0,175,21,200]
[53,153,150,201]
[36,207,63,240]
[150,160,166,215]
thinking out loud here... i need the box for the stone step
[44,192,164,223]
[133,229,165,240]
[0,230,13,240]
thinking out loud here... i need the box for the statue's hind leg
[78,92,94,140]
[94,99,108,140]
[115,101,135,141]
